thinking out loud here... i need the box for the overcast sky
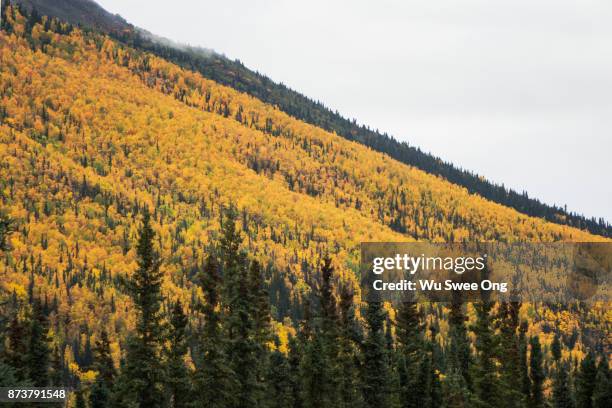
[97,0,612,222]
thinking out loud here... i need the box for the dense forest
[11,0,612,238]
[0,3,610,407]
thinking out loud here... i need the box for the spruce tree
[396,298,425,408]
[337,286,363,408]
[471,299,501,407]
[518,321,531,401]
[305,257,341,407]
[288,335,304,408]
[165,301,192,408]
[27,299,51,387]
[528,336,545,408]
[89,329,116,408]
[266,339,294,408]
[117,209,166,407]
[220,206,258,408]
[248,260,272,407]
[4,313,29,382]
[447,292,471,391]
[552,361,574,408]
[592,356,611,408]
[194,255,234,408]
[497,302,525,407]
[0,209,15,252]
[362,301,391,408]
[575,352,597,408]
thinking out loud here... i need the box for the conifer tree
[220,205,258,408]
[337,285,363,408]
[165,301,192,408]
[194,255,234,408]
[266,339,294,408]
[552,361,574,408]
[27,299,50,387]
[471,299,501,407]
[447,292,471,391]
[518,321,531,401]
[288,335,304,408]
[396,297,425,408]
[575,352,597,408]
[528,336,545,408]
[4,313,29,382]
[550,334,573,408]
[248,260,272,407]
[362,301,391,408]
[0,209,15,252]
[497,302,525,407]
[89,329,116,408]
[592,356,611,408]
[116,209,166,408]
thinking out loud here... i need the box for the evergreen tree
[165,301,192,408]
[89,329,116,408]
[552,361,574,408]
[303,257,341,407]
[575,352,597,408]
[27,299,50,387]
[396,298,425,408]
[592,356,611,408]
[337,286,363,408]
[362,301,391,408]
[75,388,87,408]
[528,336,545,408]
[194,255,235,408]
[116,209,166,408]
[4,312,29,382]
[0,209,15,251]
[266,339,294,408]
[288,335,304,408]
[220,205,258,408]
[497,302,525,408]
[518,321,531,401]
[471,299,501,407]
[248,260,272,407]
[447,292,471,391]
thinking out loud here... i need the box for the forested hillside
[0,4,610,408]
[10,0,612,237]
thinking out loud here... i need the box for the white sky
[97,0,612,222]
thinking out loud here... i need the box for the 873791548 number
[0,387,69,402]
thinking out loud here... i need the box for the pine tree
[518,321,531,401]
[496,301,525,408]
[447,292,471,391]
[305,257,341,407]
[75,388,87,408]
[116,209,166,407]
[396,298,425,408]
[288,335,304,408]
[4,312,29,382]
[362,301,391,408]
[471,299,503,407]
[266,339,294,408]
[194,255,235,408]
[165,301,192,408]
[337,286,363,408]
[552,361,574,408]
[220,205,258,408]
[592,356,611,408]
[528,336,545,408]
[575,352,597,408]
[27,299,51,387]
[0,209,15,252]
[248,260,272,407]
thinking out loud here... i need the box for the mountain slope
[0,5,609,380]
[8,0,611,237]
[10,0,131,33]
